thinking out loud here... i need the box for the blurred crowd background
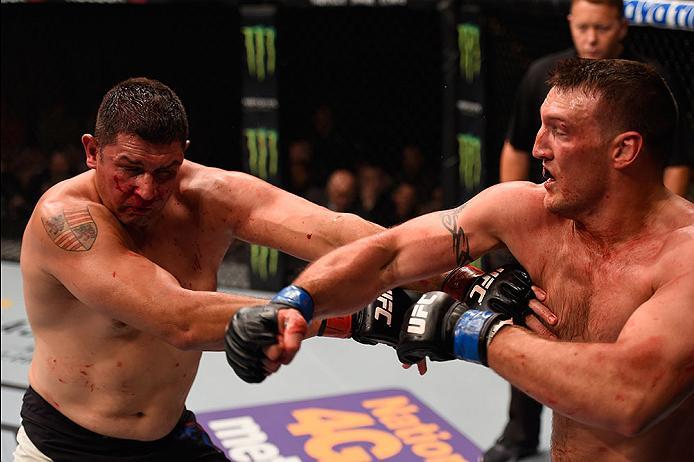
[2,1,692,288]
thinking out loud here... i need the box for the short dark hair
[548,58,678,165]
[571,0,624,19]
[95,77,189,147]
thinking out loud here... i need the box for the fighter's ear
[184,140,191,152]
[611,131,643,170]
[82,134,99,169]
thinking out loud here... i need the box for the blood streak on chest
[192,253,202,272]
[192,242,203,273]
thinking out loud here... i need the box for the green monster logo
[245,128,280,283]
[242,26,276,81]
[244,128,278,181]
[457,24,481,83]
[457,134,481,190]
[250,245,279,281]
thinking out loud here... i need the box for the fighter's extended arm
[291,183,519,318]
[30,200,266,351]
[213,170,384,262]
[223,184,542,382]
[488,261,694,436]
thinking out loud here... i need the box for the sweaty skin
[20,133,386,441]
[280,182,694,462]
[488,186,694,461]
[22,132,555,442]
[271,87,694,461]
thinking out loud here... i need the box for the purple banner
[197,388,480,462]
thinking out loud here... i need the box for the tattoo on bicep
[42,206,98,251]
[439,203,472,266]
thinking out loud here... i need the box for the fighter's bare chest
[528,243,656,342]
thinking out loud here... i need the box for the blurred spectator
[37,101,81,151]
[397,144,436,205]
[310,104,353,185]
[325,169,358,213]
[391,182,418,224]
[1,97,27,153]
[286,139,325,205]
[356,162,396,227]
[38,145,84,195]
[2,147,46,238]
[418,185,444,215]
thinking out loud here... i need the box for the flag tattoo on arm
[42,206,98,251]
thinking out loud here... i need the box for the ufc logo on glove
[467,267,505,304]
[407,293,439,334]
[374,291,394,326]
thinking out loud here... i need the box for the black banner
[241,5,285,291]
[455,5,485,203]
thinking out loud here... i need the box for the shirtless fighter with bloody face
[18,78,356,461]
[227,59,694,461]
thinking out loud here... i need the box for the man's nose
[532,127,550,160]
[586,28,598,44]
[135,173,156,201]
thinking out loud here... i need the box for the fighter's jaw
[114,204,165,229]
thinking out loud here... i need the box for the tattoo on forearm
[42,207,98,251]
[440,204,472,266]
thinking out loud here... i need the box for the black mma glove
[225,285,314,384]
[225,305,282,383]
[397,265,533,367]
[462,264,534,325]
[317,288,421,347]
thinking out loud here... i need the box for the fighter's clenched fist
[225,285,311,383]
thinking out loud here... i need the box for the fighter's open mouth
[543,167,555,181]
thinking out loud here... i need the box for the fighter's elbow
[614,413,658,437]
[611,396,661,437]
[330,212,381,245]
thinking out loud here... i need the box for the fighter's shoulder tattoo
[439,203,472,266]
[41,206,98,251]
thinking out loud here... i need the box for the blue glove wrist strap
[453,309,495,364]
[272,285,315,322]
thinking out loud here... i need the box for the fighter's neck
[568,184,670,249]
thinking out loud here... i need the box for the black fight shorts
[20,386,229,462]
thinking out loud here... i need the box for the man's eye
[155,170,175,181]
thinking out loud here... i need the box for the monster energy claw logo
[251,245,279,281]
[458,134,481,190]
[242,26,276,81]
[245,128,278,180]
[458,24,481,83]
